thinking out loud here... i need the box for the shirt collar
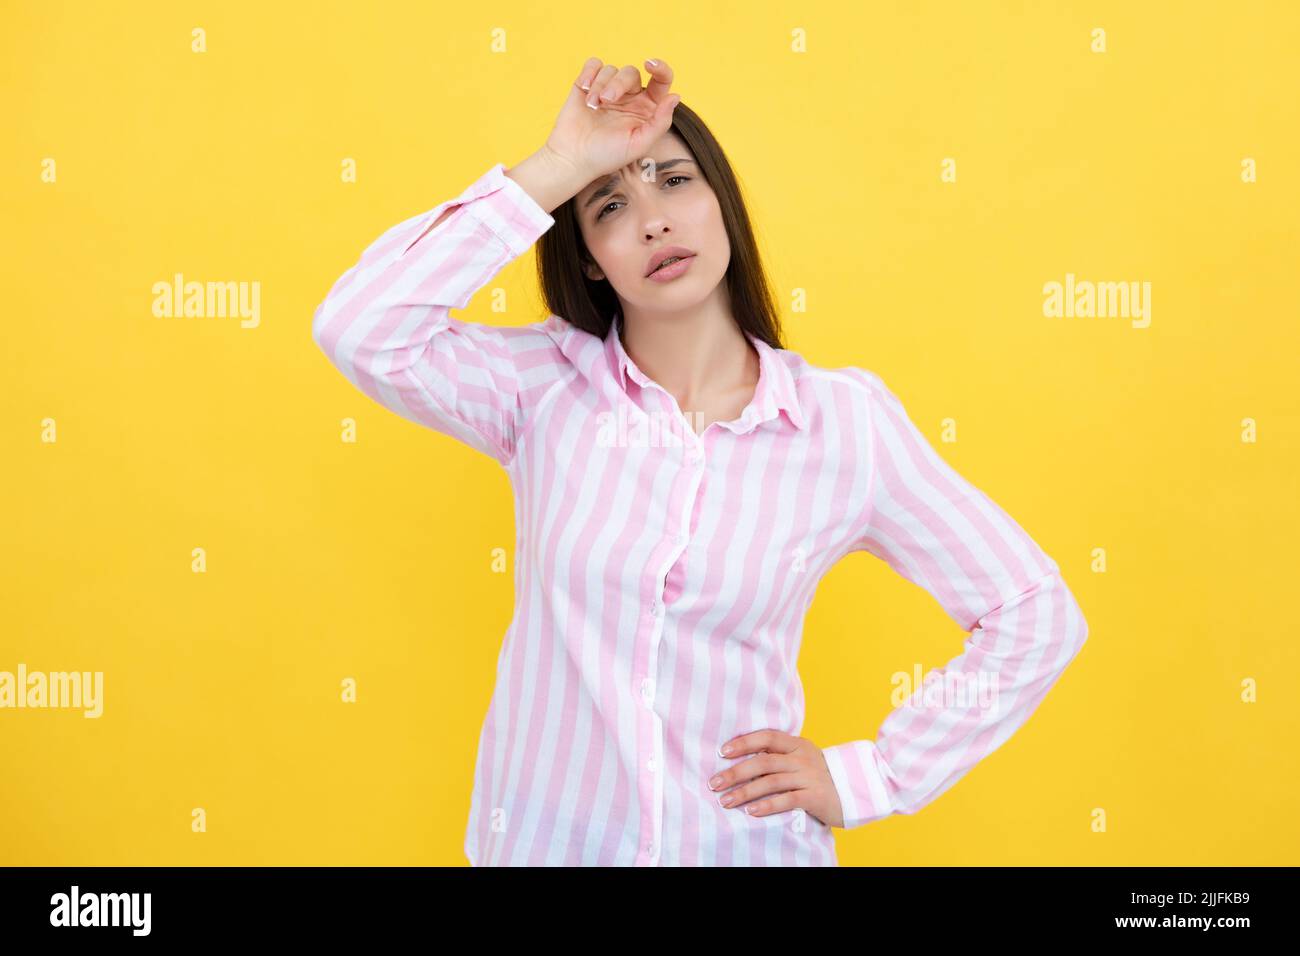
[604,312,807,433]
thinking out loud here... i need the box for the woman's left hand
[709,730,845,828]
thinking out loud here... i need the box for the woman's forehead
[581,152,695,197]
[579,131,691,195]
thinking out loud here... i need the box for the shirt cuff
[452,161,557,259]
[821,739,898,830]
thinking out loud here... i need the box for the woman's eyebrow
[582,158,698,210]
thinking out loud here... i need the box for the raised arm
[310,157,567,467]
[310,56,682,468]
[821,370,1089,829]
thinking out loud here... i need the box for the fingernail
[720,743,733,755]
[600,88,616,101]
[709,775,722,789]
[586,97,597,110]
[646,59,658,66]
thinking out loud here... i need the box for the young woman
[311,57,1089,867]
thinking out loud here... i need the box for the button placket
[644,589,669,866]
[637,542,672,867]
[669,441,705,561]
[634,438,707,868]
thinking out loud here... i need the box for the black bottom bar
[0,866,1282,941]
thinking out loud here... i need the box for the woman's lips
[646,254,695,282]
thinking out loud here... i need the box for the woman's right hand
[542,57,682,186]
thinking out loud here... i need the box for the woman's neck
[618,304,759,416]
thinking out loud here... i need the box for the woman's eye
[596,175,691,220]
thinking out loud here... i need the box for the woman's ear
[581,257,605,281]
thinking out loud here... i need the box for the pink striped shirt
[311,161,1089,866]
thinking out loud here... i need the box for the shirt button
[645,843,655,855]
[639,678,656,705]
[650,600,663,618]
[647,758,658,773]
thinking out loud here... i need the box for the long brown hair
[535,100,788,350]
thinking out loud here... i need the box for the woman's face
[574,132,729,316]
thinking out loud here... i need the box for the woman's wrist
[504,146,594,215]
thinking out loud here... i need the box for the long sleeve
[311,162,558,468]
[821,369,1089,830]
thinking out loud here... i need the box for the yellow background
[3,0,1296,865]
